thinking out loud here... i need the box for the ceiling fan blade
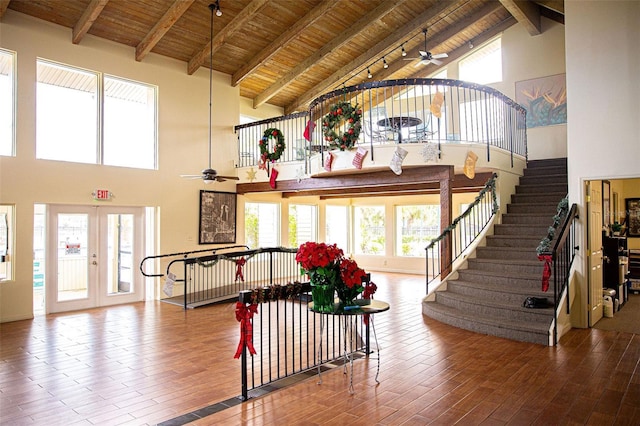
[180,174,204,178]
[430,58,443,66]
[217,175,239,181]
[413,60,422,67]
[431,53,448,59]
[419,50,427,57]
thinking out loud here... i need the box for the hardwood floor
[1,273,639,425]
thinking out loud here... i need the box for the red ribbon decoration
[234,302,258,359]
[538,254,552,292]
[235,257,246,282]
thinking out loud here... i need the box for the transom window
[0,49,16,157]
[459,37,502,85]
[36,59,157,169]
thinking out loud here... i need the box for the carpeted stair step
[456,268,541,289]
[434,291,553,324]
[523,166,567,177]
[519,174,568,186]
[493,223,550,236]
[475,246,539,261]
[501,213,556,225]
[511,192,567,204]
[447,279,552,305]
[526,158,567,169]
[466,258,545,275]
[507,203,560,214]
[422,303,550,345]
[485,235,541,248]
[515,183,567,194]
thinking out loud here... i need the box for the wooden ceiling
[0,0,563,114]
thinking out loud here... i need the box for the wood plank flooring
[1,273,639,425]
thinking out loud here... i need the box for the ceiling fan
[406,28,448,67]
[181,1,238,184]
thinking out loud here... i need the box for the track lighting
[383,57,388,69]
[213,0,222,16]
[469,41,474,49]
[401,45,407,57]
[367,68,372,78]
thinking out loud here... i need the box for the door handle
[92,260,98,265]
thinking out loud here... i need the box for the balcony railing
[235,79,526,168]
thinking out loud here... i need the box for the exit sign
[94,189,112,200]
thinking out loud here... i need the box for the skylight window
[459,37,502,85]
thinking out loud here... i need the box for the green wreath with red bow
[322,101,362,150]
[259,128,285,161]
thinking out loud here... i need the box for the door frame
[45,204,145,313]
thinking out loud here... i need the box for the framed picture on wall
[515,73,567,128]
[199,190,237,244]
[626,198,640,237]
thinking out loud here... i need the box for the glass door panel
[56,213,89,301]
[106,213,134,295]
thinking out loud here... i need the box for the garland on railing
[536,196,569,255]
[250,281,306,304]
[194,247,293,269]
[426,174,498,248]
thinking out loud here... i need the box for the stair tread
[437,289,554,315]
[424,303,551,333]
[450,279,550,297]
[459,268,541,280]
[468,258,541,266]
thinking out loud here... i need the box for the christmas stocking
[352,147,368,169]
[323,152,333,172]
[430,90,444,118]
[463,151,478,179]
[390,146,408,175]
[269,167,279,189]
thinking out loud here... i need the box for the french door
[46,205,145,313]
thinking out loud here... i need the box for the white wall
[565,0,640,327]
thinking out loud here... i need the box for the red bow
[538,254,552,292]
[233,302,258,359]
[235,257,246,282]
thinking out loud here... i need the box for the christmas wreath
[259,128,285,161]
[322,101,362,150]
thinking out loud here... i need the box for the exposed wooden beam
[282,172,493,198]
[238,166,494,197]
[187,0,269,75]
[72,0,109,45]
[252,0,405,109]
[534,0,564,15]
[135,0,195,62]
[231,0,340,87]
[499,0,541,36]
[0,0,10,20]
[370,2,504,82]
[283,0,458,114]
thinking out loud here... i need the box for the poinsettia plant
[296,241,376,304]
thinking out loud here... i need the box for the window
[354,206,385,255]
[0,49,16,156]
[288,204,317,247]
[36,59,157,169]
[0,205,14,281]
[459,37,502,85]
[395,205,440,257]
[326,205,349,252]
[245,203,279,249]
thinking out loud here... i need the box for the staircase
[422,158,568,345]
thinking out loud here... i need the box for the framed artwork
[199,190,237,244]
[626,198,640,237]
[515,73,567,128]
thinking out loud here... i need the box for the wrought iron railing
[142,246,302,309]
[235,78,527,168]
[537,201,579,345]
[425,173,499,293]
[235,283,374,401]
